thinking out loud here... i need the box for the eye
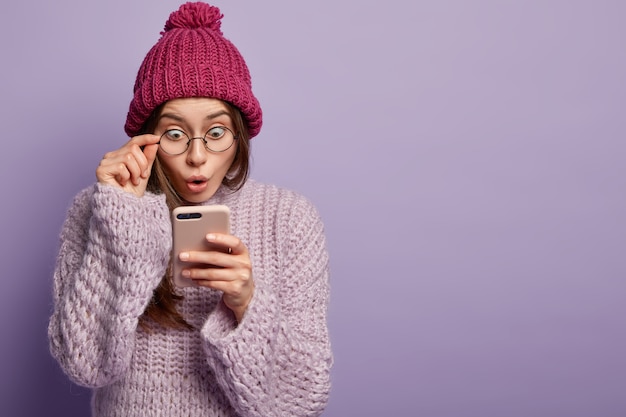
[206,126,227,140]
[164,129,187,142]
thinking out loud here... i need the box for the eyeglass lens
[159,126,235,155]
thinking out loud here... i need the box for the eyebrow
[158,110,231,124]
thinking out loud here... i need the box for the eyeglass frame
[157,125,239,155]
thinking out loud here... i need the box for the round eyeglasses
[158,126,238,155]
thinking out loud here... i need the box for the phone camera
[176,212,202,220]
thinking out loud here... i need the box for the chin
[181,194,209,204]
[182,188,219,204]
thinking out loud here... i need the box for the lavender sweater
[48,180,332,416]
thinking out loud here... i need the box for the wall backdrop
[1,0,624,416]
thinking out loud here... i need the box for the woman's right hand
[96,134,161,197]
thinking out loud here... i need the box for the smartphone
[171,205,231,287]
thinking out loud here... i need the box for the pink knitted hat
[124,2,262,138]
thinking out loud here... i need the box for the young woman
[48,3,332,416]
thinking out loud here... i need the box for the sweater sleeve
[200,194,333,417]
[48,183,171,387]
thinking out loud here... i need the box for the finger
[98,141,148,185]
[126,136,158,184]
[184,265,240,282]
[128,133,161,148]
[97,155,133,186]
[184,255,250,278]
[205,233,247,256]
[187,267,252,298]
[179,249,237,270]
[126,134,159,180]
[141,143,159,178]
[194,276,250,296]
[114,166,131,187]
[125,147,148,186]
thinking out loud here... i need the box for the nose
[186,137,209,166]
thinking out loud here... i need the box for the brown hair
[138,100,251,330]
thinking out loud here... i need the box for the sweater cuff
[200,282,279,367]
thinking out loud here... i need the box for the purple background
[1,1,625,416]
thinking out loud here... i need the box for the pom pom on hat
[125,2,262,138]
[163,2,223,33]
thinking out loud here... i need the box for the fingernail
[206,233,216,241]
[179,252,189,261]
[182,269,190,277]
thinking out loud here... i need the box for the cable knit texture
[48,180,332,416]
[124,2,262,138]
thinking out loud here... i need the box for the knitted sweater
[48,179,332,417]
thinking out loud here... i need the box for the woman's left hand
[179,233,254,323]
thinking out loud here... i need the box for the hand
[96,134,160,197]
[179,233,254,323]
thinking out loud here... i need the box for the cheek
[157,149,181,167]
[224,151,238,172]
[225,143,242,171]
[156,154,180,181]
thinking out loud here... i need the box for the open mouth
[185,177,209,193]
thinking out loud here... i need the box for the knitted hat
[124,2,262,138]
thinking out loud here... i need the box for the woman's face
[154,97,238,203]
